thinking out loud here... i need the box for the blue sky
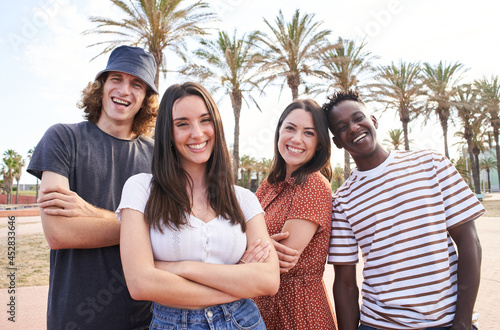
[2,0,499,184]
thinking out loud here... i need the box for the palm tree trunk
[246,169,251,188]
[494,127,500,187]
[231,92,243,183]
[402,120,410,151]
[472,147,481,194]
[439,111,450,159]
[291,86,299,100]
[464,134,481,188]
[4,176,13,205]
[288,74,300,100]
[15,180,19,204]
[469,150,479,192]
[486,169,491,192]
[344,150,350,180]
[150,48,162,90]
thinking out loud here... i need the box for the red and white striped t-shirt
[328,150,485,329]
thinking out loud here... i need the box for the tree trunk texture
[4,175,13,205]
[472,147,482,194]
[486,169,491,192]
[287,74,300,100]
[231,92,243,184]
[344,149,350,180]
[493,128,500,189]
[438,108,450,159]
[402,119,410,151]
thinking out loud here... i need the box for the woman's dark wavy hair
[267,99,332,185]
[77,73,158,136]
[145,82,246,232]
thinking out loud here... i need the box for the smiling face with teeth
[328,100,389,171]
[98,71,147,138]
[172,95,215,170]
[277,108,319,179]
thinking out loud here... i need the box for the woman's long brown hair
[145,82,246,232]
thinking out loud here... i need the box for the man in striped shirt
[323,90,484,330]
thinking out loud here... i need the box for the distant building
[17,184,38,191]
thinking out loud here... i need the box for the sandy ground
[1,195,499,329]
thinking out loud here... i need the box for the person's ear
[332,136,342,149]
[371,115,378,129]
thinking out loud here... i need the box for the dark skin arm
[333,264,360,330]
[448,220,482,330]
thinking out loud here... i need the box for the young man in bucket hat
[28,45,159,329]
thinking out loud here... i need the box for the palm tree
[180,30,263,182]
[475,75,500,181]
[383,128,404,150]
[239,154,256,188]
[319,37,377,95]
[453,84,484,194]
[331,166,344,191]
[470,130,488,194]
[373,61,424,150]
[480,156,497,193]
[257,9,333,100]
[452,156,471,184]
[422,61,466,159]
[85,0,216,89]
[255,157,272,186]
[27,147,39,200]
[14,157,26,204]
[1,150,22,205]
[318,37,377,179]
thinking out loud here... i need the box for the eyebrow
[109,73,145,86]
[284,121,315,130]
[173,112,211,121]
[131,78,145,86]
[333,111,365,127]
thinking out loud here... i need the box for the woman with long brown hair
[117,82,279,329]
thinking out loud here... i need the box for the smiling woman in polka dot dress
[253,99,337,329]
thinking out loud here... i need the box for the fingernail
[255,238,261,244]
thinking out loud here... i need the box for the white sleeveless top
[117,173,264,265]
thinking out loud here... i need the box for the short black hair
[322,89,364,113]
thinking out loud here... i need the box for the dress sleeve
[116,173,152,221]
[235,186,264,222]
[286,172,332,231]
[433,152,485,229]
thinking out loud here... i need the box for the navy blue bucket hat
[95,45,159,94]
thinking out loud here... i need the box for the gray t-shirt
[28,121,153,330]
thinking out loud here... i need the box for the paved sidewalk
[1,194,499,329]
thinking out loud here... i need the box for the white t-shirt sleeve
[116,173,152,221]
[234,186,264,222]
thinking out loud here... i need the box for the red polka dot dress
[254,172,337,330]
